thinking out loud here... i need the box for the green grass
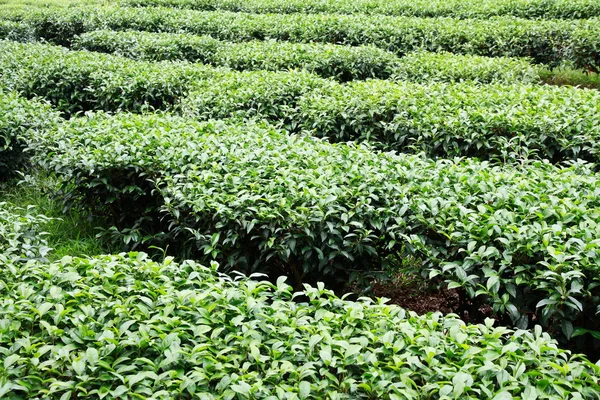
[540,66,600,89]
[0,171,115,260]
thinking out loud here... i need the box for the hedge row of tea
[2,41,600,164]
[2,252,599,399]
[2,6,599,71]
[182,78,600,162]
[0,19,33,41]
[1,27,541,85]
[122,0,600,19]
[30,112,600,343]
[288,80,600,162]
[73,30,402,82]
[0,41,224,115]
[73,30,540,83]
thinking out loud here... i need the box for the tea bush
[73,30,401,82]
[0,41,218,116]
[0,91,60,179]
[7,41,597,166]
[176,69,331,126]
[1,252,599,399]
[31,113,600,342]
[3,6,599,70]
[122,0,600,19]
[291,80,600,162]
[392,51,540,84]
[0,20,34,41]
[183,79,600,163]
[74,30,542,84]
[0,202,52,262]
[0,41,328,117]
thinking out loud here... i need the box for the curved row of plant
[48,28,600,89]
[3,42,600,164]
[0,19,34,41]
[3,41,600,165]
[2,6,599,71]
[0,28,543,86]
[31,113,600,347]
[287,80,600,162]
[122,0,600,19]
[181,77,600,163]
[72,29,541,84]
[0,40,232,116]
[72,30,405,82]
[2,251,599,399]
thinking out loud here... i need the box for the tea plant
[1,252,599,399]
[0,20,34,41]
[0,201,52,262]
[0,41,219,116]
[0,91,60,179]
[74,30,401,82]
[122,0,600,19]
[7,41,598,163]
[2,6,599,70]
[30,113,600,344]
[392,51,540,84]
[183,78,600,164]
[291,80,600,162]
[0,41,330,117]
[74,30,544,84]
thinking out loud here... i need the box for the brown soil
[358,273,496,323]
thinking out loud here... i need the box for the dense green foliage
[122,0,600,19]
[2,6,599,71]
[0,20,33,41]
[291,80,600,162]
[30,113,600,344]
[0,202,52,261]
[0,41,218,115]
[74,30,541,84]
[2,252,599,399]
[182,79,600,163]
[0,41,328,117]
[392,51,540,84]
[2,0,600,384]
[73,30,401,82]
[0,91,59,179]
[183,69,329,125]
[4,41,599,166]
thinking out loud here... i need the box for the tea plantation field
[2,0,600,398]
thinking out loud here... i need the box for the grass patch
[540,66,600,89]
[0,171,115,260]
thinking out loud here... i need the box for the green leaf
[4,354,20,369]
[299,381,311,399]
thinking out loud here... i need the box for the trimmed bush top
[1,252,599,399]
[123,0,600,19]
